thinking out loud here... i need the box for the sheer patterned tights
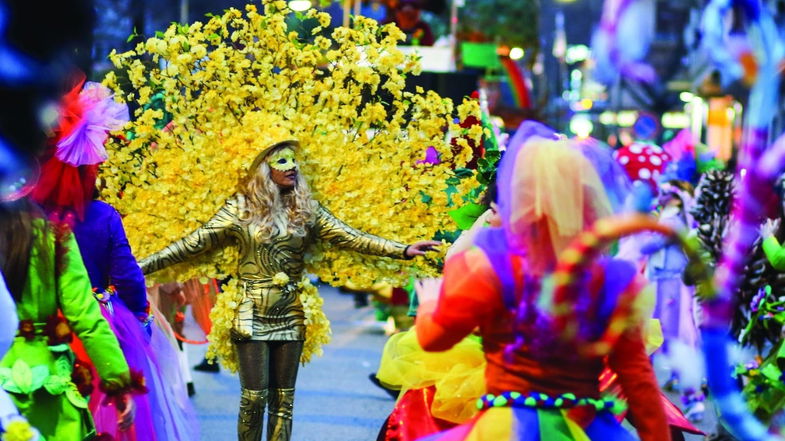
[236,340,303,390]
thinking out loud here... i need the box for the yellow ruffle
[205,277,331,371]
[377,328,486,424]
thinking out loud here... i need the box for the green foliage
[459,0,540,48]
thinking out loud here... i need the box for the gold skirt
[233,278,305,341]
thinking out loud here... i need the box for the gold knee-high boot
[267,388,295,441]
[238,388,267,441]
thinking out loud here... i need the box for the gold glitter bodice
[139,195,408,340]
[139,195,408,281]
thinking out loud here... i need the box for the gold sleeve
[139,198,239,274]
[314,204,408,259]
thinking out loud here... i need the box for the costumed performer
[375,183,499,441]
[378,122,701,441]
[643,180,704,421]
[139,139,439,441]
[0,196,139,441]
[29,79,198,441]
[414,134,670,440]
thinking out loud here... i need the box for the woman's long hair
[0,199,43,301]
[239,152,316,239]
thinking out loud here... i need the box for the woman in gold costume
[139,140,439,441]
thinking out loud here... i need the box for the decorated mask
[267,147,296,171]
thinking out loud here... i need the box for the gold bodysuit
[139,195,407,341]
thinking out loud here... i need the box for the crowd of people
[2,1,785,441]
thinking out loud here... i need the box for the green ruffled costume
[0,221,130,440]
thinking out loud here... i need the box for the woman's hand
[760,218,780,239]
[405,240,441,257]
[117,394,136,431]
[415,278,443,306]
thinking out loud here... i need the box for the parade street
[188,285,714,441]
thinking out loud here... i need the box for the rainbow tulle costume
[414,126,672,441]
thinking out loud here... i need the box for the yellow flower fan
[100,0,481,368]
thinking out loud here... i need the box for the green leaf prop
[65,384,89,409]
[0,367,18,393]
[10,360,33,394]
[448,202,487,230]
[44,375,70,395]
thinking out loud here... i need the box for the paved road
[186,284,716,441]
[189,284,394,441]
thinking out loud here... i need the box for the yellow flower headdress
[101,0,482,369]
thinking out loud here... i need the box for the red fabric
[391,287,409,306]
[31,158,97,221]
[662,396,703,435]
[599,368,703,435]
[607,331,672,441]
[384,387,456,441]
[183,279,217,335]
[56,75,87,142]
[418,249,605,398]
[30,73,97,221]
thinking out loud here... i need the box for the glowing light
[288,0,311,11]
[679,91,695,102]
[661,112,690,129]
[599,111,616,125]
[570,98,593,112]
[570,114,594,138]
[565,45,590,64]
[509,47,525,60]
[616,111,638,127]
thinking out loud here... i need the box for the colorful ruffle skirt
[72,297,199,441]
[418,406,637,441]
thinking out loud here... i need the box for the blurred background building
[89,0,785,158]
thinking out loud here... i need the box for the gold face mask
[267,147,297,171]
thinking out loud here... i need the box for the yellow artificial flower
[272,272,290,286]
[101,0,482,369]
[1,419,36,441]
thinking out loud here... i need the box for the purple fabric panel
[576,141,632,213]
[73,200,148,315]
[92,298,199,441]
[511,406,541,441]
[496,121,560,255]
[592,258,637,337]
[583,411,638,440]
[474,227,516,309]
[91,298,157,441]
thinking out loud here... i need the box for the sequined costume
[139,193,409,441]
[140,194,407,341]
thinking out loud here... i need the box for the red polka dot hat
[613,142,671,191]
